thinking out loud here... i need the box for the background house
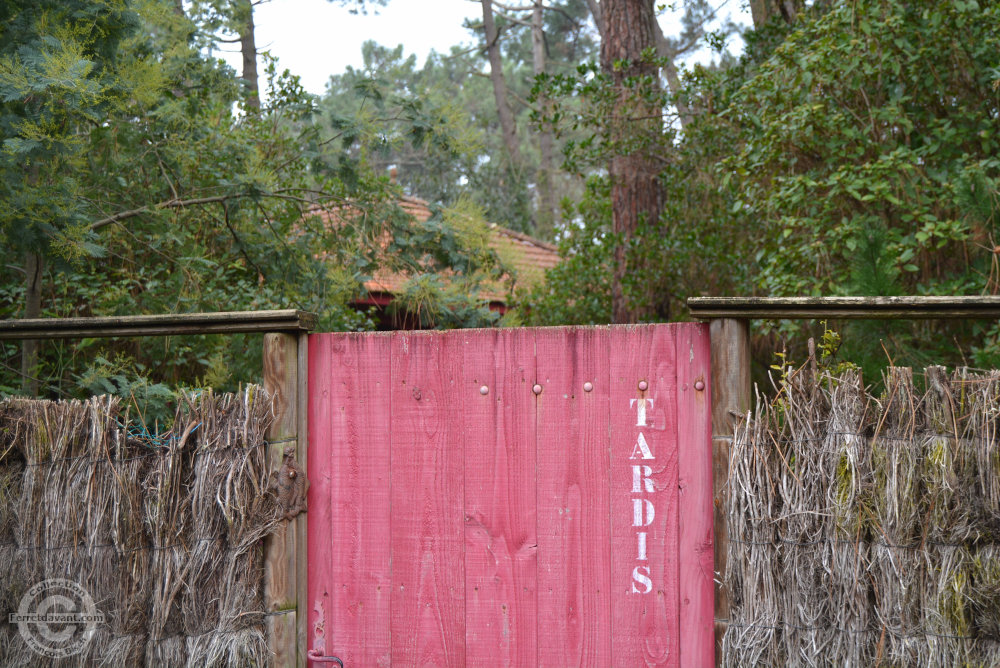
[309,195,560,329]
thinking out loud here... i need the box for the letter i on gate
[629,396,654,594]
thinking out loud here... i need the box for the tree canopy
[523,0,1000,376]
[6,0,1000,401]
[0,0,508,400]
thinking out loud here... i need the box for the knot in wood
[270,445,309,521]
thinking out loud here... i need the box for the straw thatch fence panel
[0,387,282,667]
[723,365,1000,666]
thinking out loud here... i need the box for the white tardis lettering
[629,398,654,427]
[629,391,655,594]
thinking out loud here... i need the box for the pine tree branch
[89,195,250,231]
[493,0,577,23]
[585,0,603,37]
[88,190,323,233]
[492,0,535,11]
[494,9,533,28]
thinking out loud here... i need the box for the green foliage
[76,355,176,428]
[534,0,1000,372]
[316,43,493,217]
[535,58,673,177]
[0,0,518,400]
[728,0,1000,301]
[0,0,157,259]
[389,274,501,330]
[316,0,600,238]
[518,176,612,325]
[726,0,1000,370]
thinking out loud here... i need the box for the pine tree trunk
[592,1,692,129]
[600,0,663,323]
[481,0,521,163]
[532,0,558,238]
[750,0,801,28]
[239,0,260,109]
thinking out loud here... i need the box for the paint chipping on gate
[308,324,713,667]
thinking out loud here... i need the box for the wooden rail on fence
[688,295,1000,319]
[0,309,316,339]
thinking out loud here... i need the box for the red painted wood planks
[675,323,715,667]
[308,333,392,667]
[463,329,537,666]
[535,327,612,667]
[307,324,712,667]
[390,332,466,666]
[609,325,680,667]
[307,334,332,662]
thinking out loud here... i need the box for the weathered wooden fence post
[264,332,309,667]
[708,318,750,667]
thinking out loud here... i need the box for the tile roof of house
[309,196,560,305]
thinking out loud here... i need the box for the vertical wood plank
[609,325,679,667]
[306,333,332,664]
[296,331,309,666]
[390,331,465,666]
[535,327,612,667]
[308,333,392,667]
[676,323,715,667]
[463,328,537,666]
[264,332,299,667]
[709,318,750,666]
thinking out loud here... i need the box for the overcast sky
[220,0,749,97]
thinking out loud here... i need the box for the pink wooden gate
[307,324,714,667]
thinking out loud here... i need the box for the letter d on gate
[632,498,654,527]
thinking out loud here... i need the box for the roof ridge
[309,196,559,252]
[399,194,431,207]
[489,224,558,252]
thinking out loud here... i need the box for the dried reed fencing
[723,363,1000,666]
[0,387,283,667]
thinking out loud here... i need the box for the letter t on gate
[629,398,654,427]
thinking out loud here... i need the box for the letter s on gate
[631,566,652,594]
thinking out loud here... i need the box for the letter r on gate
[632,465,654,493]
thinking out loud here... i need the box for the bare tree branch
[492,0,535,11]
[493,0,579,23]
[218,202,267,280]
[494,9,533,27]
[653,23,693,128]
[585,0,603,37]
